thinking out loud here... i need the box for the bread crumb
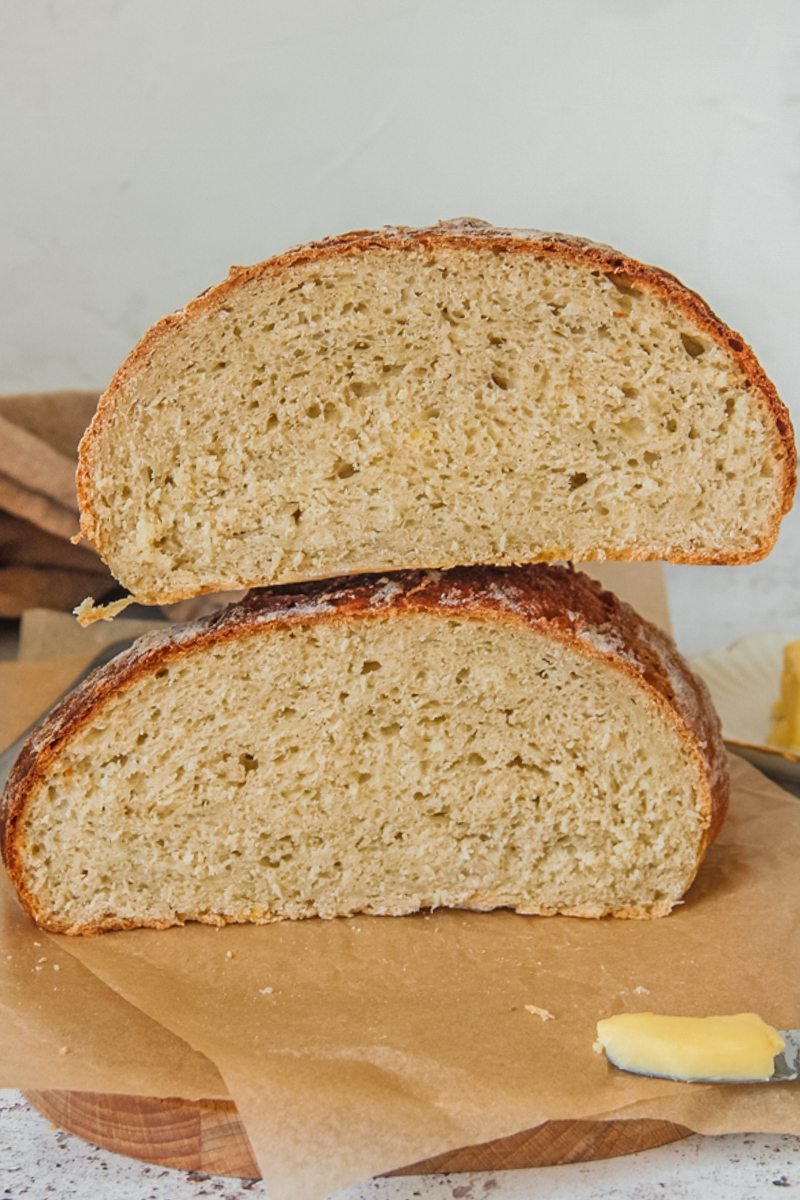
[633,985,650,995]
[37,957,47,964]
[593,1039,604,1055]
[58,1046,70,1056]
[525,1004,555,1022]
[52,964,60,971]
[258,986,273,995]
[74,595,134,626]
[33,941,41,947]
[225,950,236,960]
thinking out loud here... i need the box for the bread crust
[77,218,796,591]
[1,564,729,933]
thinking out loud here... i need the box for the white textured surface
[1,1091,799,1199]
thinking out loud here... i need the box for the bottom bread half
[1,567,728,933]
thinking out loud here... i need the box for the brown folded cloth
[0,391,117,616]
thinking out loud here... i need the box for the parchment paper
[1,573,799,1200]
[53,759,800,1199]
[0,871,227,1098]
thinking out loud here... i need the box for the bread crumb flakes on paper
[633,985,650,995]
[258,986,274,995]
[524,1004,555,1022]
[58,1046,69,1056]
[225,950,236,960]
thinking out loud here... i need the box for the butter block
[769,640,800,750]
[595,1012,784,1082]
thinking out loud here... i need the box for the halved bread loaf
[2,566,728,934]
[76,220,795,610]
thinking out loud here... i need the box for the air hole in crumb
[290,508,302,525]
[569,472,589,490]
[455,667,470,683]
[621,384,638,399]
[467,751,486,766]
[335,460,358,479]
[155,668,169,679]
[725,397,736,418]
[491,371,510,390]
[239,753,259,772]
[605,272,641,297]
[680,332,707,358]
[360,660,381,674]
[351,380,377,398]
[728,337,744,352]
[306,403,321,418]
[665,417,678,433]
[643,450,659,466]
[619,416,646,441]
[265,413,278,430]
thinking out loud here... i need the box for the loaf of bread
[76,219,795,610]
[2,566,728,934]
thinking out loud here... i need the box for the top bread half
[77,220,796,608]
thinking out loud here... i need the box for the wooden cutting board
[26,1090,690,1178]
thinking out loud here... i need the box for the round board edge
[25,1090,691,1179]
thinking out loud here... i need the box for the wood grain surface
[26,1090,690,1179]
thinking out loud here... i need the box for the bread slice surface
[76,220,796,608]
[2,566,728,933]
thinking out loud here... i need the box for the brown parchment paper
[51,758,800,1200]
[1,574,799,1200]
[0,871,227,1098]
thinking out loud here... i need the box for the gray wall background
[2,0,797,651]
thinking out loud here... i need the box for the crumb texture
[9,583,716,932]
[80,228,794,604]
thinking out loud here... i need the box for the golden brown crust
[1,564,728,933]
[77,218,796,575]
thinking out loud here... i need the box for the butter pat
[769,640,800,749]
[595,1012,784,1082]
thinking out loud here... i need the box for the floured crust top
[1,564,729,931]
[76,219,796,565]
